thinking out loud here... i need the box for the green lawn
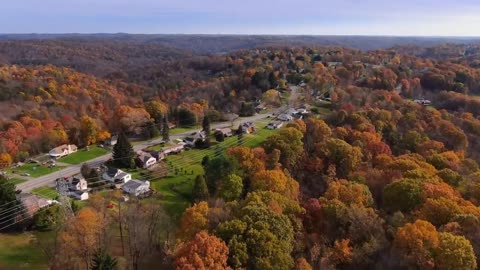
[7,163,64,178]
[59,146,109,164]
[31,187,58,200]
[10,178,26,185]
[0,233,49,270]
[170,125,201,135]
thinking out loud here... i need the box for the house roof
[17,193,50,216]
[123,179,147,190]
[71,174,85,185]
[49,144,77,154]
[117,172,129,179]
[216,128,232,134]
[106,167,120,178]
[137,151,154,163]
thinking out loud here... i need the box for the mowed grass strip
[7,163,64,178]
[60,146,109,164]
[31,186,59,200]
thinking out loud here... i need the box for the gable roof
[123,179,147,190]
[106,167,120,178]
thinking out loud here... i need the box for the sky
[1,0,480,36]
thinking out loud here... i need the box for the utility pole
[56,174,74,218]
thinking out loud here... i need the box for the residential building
[17,193,53,216]
[215,128,233,137]
[267,121,284,130]
[184,131,206,147]
[414,99,432,106]
[49,144,78,159]
[71,190,89,201]
[67,175,88,191]
[162,144,184,155]
[136,151,157,168]
[150,151,165,161]
[104,135,118,146]
[240,122,256,134]
[277,114,293,122]
[102,167,132,185]
[122,180,150,196]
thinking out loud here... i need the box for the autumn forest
[1,36,480,270]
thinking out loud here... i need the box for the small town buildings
[267,121,284,130]
[136,151,157,168]
[215,128,233,137]
[102,168,132,185]
[122,180,150,196]
[49,144,78,159]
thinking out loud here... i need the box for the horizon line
[1,33,480,39]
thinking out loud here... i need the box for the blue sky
[2,0,480,36]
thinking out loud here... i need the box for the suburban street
[16,112,272,192]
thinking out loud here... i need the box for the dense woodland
[2,38,480,269]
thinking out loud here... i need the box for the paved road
[16,113,271,192]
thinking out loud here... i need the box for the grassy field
[31,187,58,200]
[0,233,49,270]
[149,122,278,218]
[60,145,109,164]
[7,163,64,178]
[10,178,26,185]
[170,126,201,135]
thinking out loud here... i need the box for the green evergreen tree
[202,115,211,135]
[112,133,135,168]
[91,249,118,270]
[0,175,23,229]
[192,175,209,202]
[144,121,159,139]
[162,116,170,142]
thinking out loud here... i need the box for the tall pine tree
[162,116,170,142]
[202,115,211,147]
[112,133,135,168]
[192,175,209,203]
[91,249,118,270]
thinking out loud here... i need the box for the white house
[49,144,78,159]
[240,122,256,134]
[414,99,432,106]
[184,131,207,147]
[136,151,157,168]
[71,190,89,201]
[277,114,293,121]
[215,128,233,137]
[162,144,184,155]
[104,135,118,146]
[102,167,132,184]
[267,121,284,130]
[122,180,150,196]
[67,175,88,191]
